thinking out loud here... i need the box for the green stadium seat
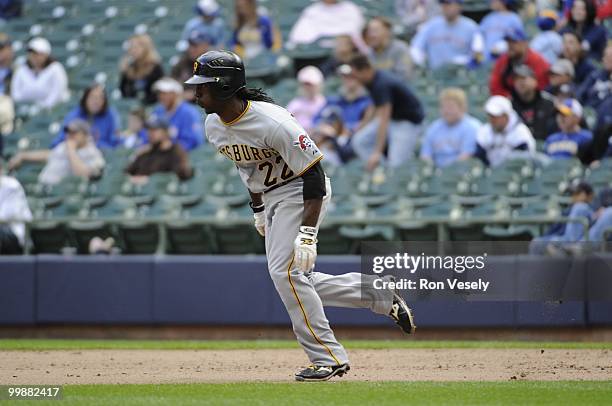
[483,225,534,241]
[88,196,137,220]
[165,222,216,254]
[317,222,353,254]
[117,221,160,254]
[68,220,115,254]
[29,221,70,254]
[448,223,485,241]
[338,225,396,254]
[395,222,439,241]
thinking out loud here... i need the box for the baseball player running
[185,50,415,382]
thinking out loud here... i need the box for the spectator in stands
[50,84,120,149]
[490,27,550,97]
[596,0,612,19]
[475,95,536,167]
[286,66,327,133]
[0,91,13,155]
[530,9,563,65]
[8,119,105,186]
[410,0,484,69]
[320,35,362,77]
[0,33,13,95]
[151,77,204,151]
[395,0,440,37]
[592,105,612,160]
[587,187,612,242]
[546,58,576,98]
[311,106,355,165]
[288,0,365,46]
[529,180,594,254]
[0,0,21,20]
[560,30,596,85]
[480,0,524,61]
[544,98,593,163]
[10,37,68,109]
[0,32,13,156]
[0,157,31,254]
[230,0,281,62]
[171,30,218,103]
[119,106,147,149]
[126,116,193,182]
[577,42,612,111]
[561,0,608,60]
[119,34,164,105]
[364,16,413,81]
[181,0,226,46]
[348,54,425,170]
[511,64,558,141]
[420,87,480,167]
[314,64,373,133]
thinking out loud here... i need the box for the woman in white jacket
[10,37,68,109]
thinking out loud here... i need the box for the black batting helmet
[184,50,246,100]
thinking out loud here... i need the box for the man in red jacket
[489,27,550,97]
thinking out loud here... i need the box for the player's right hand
[254,211,266,237]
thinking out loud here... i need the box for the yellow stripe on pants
[286,256,341,366]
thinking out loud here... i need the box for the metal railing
[6,215,595,255]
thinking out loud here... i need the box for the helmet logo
[193,61,199,74]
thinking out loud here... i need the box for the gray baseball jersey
[205,100,323,193]
[205,100,394,367]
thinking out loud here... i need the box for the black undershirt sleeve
[302,161,326,200]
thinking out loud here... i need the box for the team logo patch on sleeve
[293,134,317,154]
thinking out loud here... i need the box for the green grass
[1,339,612,351]
[2,382,611,405]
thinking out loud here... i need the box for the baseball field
[2,339,611,405]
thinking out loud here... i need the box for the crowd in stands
[0,0,611,254]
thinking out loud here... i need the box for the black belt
[263,176,299,194]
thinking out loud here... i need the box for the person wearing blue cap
[410,0,484,69]
[490,26,550,96]
[530,9,563,64]
[479,0,524,61]
[181,0,226,47]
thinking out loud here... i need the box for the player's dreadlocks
[238,87,275,104]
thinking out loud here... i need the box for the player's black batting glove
[250,201,266,237]
[294,226,317,272]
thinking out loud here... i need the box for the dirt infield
[2,349,611,384]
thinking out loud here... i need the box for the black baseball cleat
[295,364,350,382]
[389,293,416,334]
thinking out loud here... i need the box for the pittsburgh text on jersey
[218,143,280,163]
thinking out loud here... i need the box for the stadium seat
[88,196,137,220]
[165,222,216,254]
[395,222,439,242]
[29,221,71,254]
[338,225,396,254]
[317,222,354,254]
[68,220,115,254]
[482,225,535,241]
[117,221,160,254]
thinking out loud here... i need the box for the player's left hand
[294,226,318,272]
